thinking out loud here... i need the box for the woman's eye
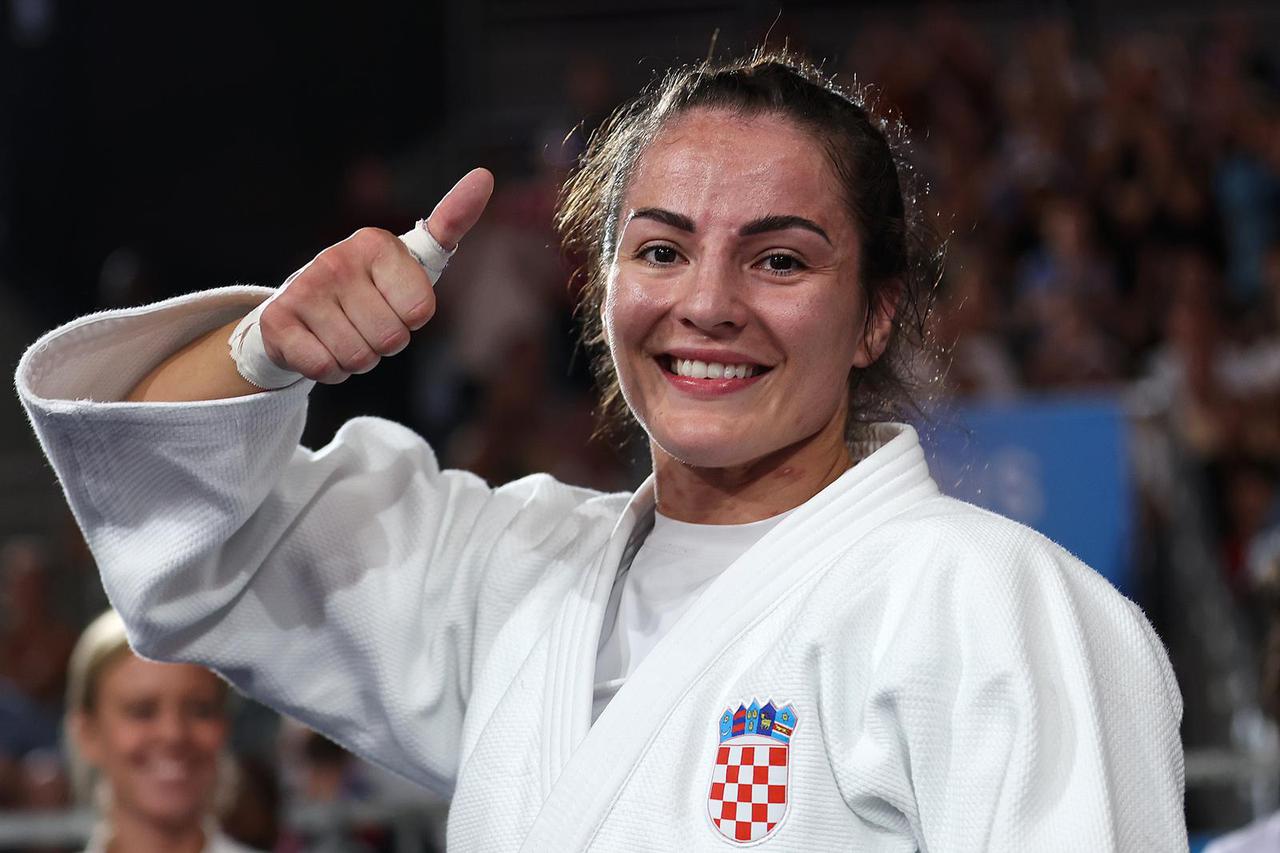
[189,701,221,719]
[639,245,680,265]
[122,702,156,720]
[760,253,804,274]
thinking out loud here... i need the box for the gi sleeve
[15,288,597,795]
[839,512,1186,852]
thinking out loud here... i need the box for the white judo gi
[17,287,1187,852]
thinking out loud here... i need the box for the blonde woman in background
[66,610,261,853]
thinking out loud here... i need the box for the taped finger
[399,220,456,284]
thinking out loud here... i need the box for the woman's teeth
[148,758,192,782]
[671,359,757,379]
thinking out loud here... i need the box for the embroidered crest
[707,698,798,844]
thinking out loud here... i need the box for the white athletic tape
[227,269,304,390]
[228,223,456,389]
[400,219,456,282]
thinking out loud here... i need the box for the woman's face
[605,108,889,470]
[74,653,227,830]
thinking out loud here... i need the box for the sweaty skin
[604,109,894,524]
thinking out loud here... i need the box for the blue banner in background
[920,396,1134,596]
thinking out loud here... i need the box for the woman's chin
[650,432,767,471]
[646,412,847,477]
[125,787,209,830]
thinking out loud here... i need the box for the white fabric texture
[18,290,1187,852]
[593,510,790,721]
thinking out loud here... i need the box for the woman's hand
[259,168,493,384]
[127,168,494,403]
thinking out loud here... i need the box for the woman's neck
[652,422,853,524]
[104,808,208,853]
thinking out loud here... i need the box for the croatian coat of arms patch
[707,699,798,844]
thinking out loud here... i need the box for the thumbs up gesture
[248,168,494,385]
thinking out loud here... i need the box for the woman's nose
[675,256,747,333]
[155,709,192,743]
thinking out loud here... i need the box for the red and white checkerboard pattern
[707,739,790,843]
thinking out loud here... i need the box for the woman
[19,53,1184,850]
[65,610,260,853]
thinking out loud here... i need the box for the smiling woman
[65,611,259,853]
[17,51,1185,851]
[559,57,936,458]
[597,109,889,517]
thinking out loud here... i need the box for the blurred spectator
[1206,507,1280,851]
[1132,247,1280,468]
[294,730,372,805]
[276,721,387,853]
[16,748,68,812]
[930,245,1019,399]
[1214,102,1280,309]
[65,611,263,853]
[1023,290,1126,389]
[0,539,75,705]
[4,747,71,852]
[1013,195,1124,382]
[1264,242,1280,336]
[0,538,75,762]
[1221,458,1280,594]
[218,757,280,853]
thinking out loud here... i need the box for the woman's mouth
[665,356,762,379]
[657,354,771,393]
[143,756,197,784]
[660,353,768,376]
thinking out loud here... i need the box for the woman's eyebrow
[739,214,832,245]
[626,208,832,246]
[628,207,695,231]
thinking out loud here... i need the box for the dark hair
[556,49,942,447]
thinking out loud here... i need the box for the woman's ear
[852,279,901,368]
[69,710,102,767]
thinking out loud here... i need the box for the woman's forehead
[100,653,222,697]
[623,109,847,227]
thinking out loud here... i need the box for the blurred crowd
[879,15,1280,597]
[3,8,1280,848]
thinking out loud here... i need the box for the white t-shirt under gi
[594,510,791,721]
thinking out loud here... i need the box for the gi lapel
[518,424,939,851]
[537,477,656,798]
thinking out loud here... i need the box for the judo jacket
[17,287,1187,851]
